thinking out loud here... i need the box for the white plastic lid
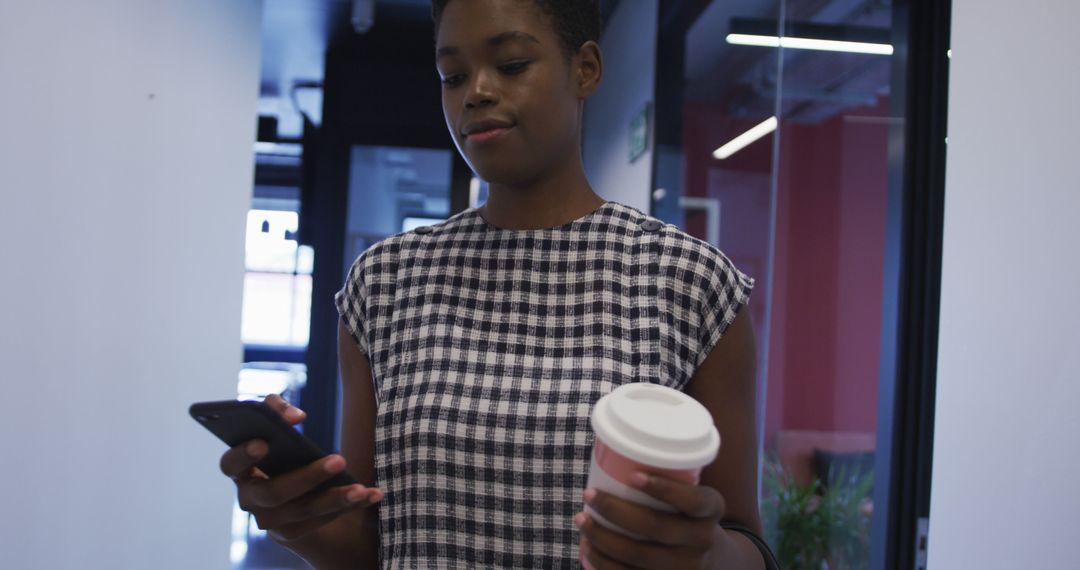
[591,383,721,470]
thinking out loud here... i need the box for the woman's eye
[441,74,465,88]
[498,61,530,75]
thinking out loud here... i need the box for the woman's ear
[574,40,604,99]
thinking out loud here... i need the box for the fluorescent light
[713,116,778,160]
[726,34,782,48]
[727,33,894,56]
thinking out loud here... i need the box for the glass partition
[654,2,901,567]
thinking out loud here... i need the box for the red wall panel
[682,98,890,445]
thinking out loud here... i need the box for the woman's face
[435,0,595,186]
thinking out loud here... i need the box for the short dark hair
[431,0,601,58]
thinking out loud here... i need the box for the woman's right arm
[218,320,382,569]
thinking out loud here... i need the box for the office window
[240,209,313,348]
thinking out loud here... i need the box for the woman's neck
[479,157,607,231]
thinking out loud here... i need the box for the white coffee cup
[584,382,721,538]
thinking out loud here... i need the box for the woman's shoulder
[348,208,481,272]
[605,202,754,293]
[607,203,731,264]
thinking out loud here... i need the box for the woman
[219,1,770,568]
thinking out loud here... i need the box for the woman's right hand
[218,394,384,544]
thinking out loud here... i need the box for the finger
[580,537,637,570]
[220,439,268,479]
[265,394,306,425]
[256,483,384,530]
[583,489,714,547]
[240,454,348,509]
[628,473,726,520]
[576,513,665,569]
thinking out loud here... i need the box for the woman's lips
[466,127,512,144]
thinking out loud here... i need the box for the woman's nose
[464,69,499,109]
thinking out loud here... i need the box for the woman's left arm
[576,310,766,570]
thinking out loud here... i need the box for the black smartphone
[190,399,357,490]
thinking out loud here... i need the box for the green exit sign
[629,103,651,163]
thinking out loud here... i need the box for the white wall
[929,0,1080,567]
[0,1,262,568]
[582,0,658,214]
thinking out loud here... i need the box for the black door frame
[872,1,951,568]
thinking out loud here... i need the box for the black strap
[720,522,781,570]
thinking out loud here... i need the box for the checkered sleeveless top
[335,202,753,569]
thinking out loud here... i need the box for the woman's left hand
[575,473,727,570]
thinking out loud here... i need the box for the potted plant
[761,455,873,570]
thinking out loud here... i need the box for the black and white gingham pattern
[335,202,753,569]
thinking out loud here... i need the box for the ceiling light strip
[726,33,894,56]
[713,116,778,160]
